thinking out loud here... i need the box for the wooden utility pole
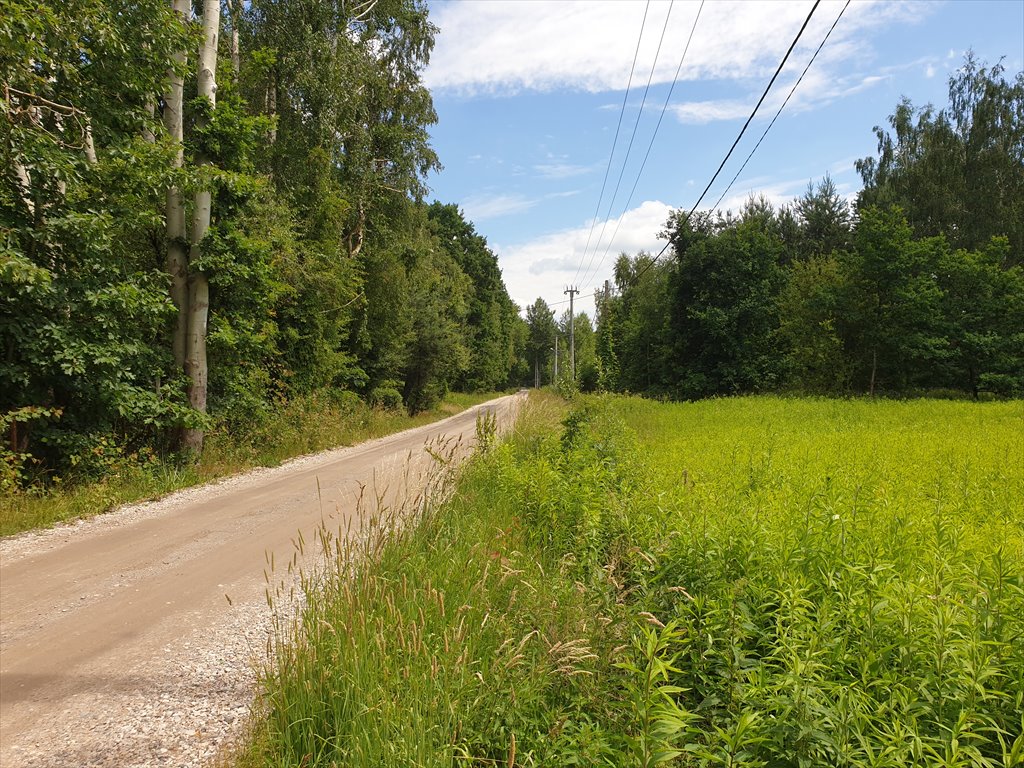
[553,335,559,384]
[564,286,579,381]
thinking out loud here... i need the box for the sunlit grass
[240,393,1024,767]
[601,396,1024,766]
[240,391,626,767]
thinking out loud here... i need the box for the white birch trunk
[227,0,240,80]
[83,119,97,164]
[13,162,35,216]
[267,77,277,144]
[165,0,190,371]
[182,0,220,455]
[142,102,156,144]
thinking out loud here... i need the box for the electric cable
[576,0,676,285]
[571,1,651,285]
[578,0,705,290]
[630,0,822,285]
[708,0,850,213]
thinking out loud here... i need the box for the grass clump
[241,394,1024,767]
[243,393,632,766]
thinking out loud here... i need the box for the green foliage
[595,54,1022,401]
[839,206,947,393]
[525,297,557,386]
[429,202,523,392]
[935,237,1024,396]
[777,256,851,393]
[1,0,524,495]
[857,53,1024,265]
[403,240,471,413]
[244,393,1024,767]
[793,175,852,258]
[668,197,787,398]
[0,405,61,492]
[617,619,698,768]
[369,383,404,411]
[604,251,676,394]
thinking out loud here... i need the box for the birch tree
[182,0,220,454]
[165,0,190,370]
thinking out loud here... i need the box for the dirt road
[0,392,525,767]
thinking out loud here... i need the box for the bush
[368,385,404,411]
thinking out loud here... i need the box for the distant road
[0,392,525,768]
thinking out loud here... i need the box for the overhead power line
[630,0,823,285]
[579,0,705,290]
[709,0,851,212]
[575,0,676,285]
[547,0,834,310]
[571,1,651,285]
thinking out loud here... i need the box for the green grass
[0,391,503,537]
[596,396,1024,766]
[239,392,625,767]
[239,394,1024,767]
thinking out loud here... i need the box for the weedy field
[240,394,1024,767]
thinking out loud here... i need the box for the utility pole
[553,335,559,383]
[564,286,579,381]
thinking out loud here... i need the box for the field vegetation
[242,393,1023,767]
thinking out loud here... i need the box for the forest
[2,0,1022,495]
[582,56,1024,400]
[2,0,529,489]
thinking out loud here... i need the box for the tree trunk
[12,161,35,217]
[267,74,277,144]
[83,119,97,164]
[225,0,240,80]
[165,0,190,371]
[347,204,366,258]
[142,102,156,143]
[182,0,220,455]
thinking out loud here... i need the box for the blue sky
[422,0,1024,315]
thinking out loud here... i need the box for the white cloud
[427,1,926,97]
[670,98,750,124]
[668,64,896,126]
[828,155,863,176]
[461,189,583,222]
[534,162,593,180]
[495,200,673,312]
[461,193,538,221]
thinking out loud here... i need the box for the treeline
[591,56,1024,400]
[1,0,528,485]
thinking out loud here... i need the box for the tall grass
[240,394,1024,767]
[597,396,1024,767]
[241,393,628,767]
[0,391,501,537]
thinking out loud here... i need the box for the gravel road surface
[0,392,525,767]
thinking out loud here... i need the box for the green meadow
[243,394,1024,767]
